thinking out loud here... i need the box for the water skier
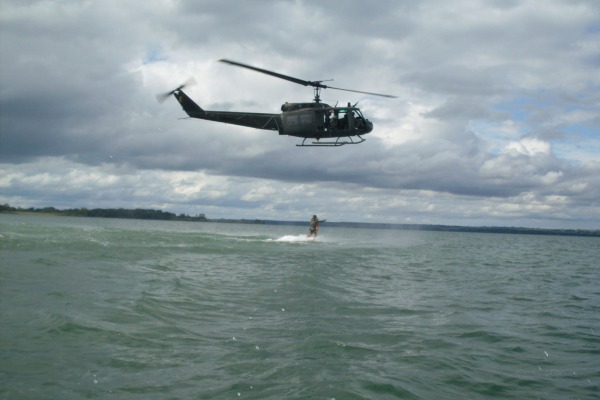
[308,215,320,238]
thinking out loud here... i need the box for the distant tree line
[0,204,207,222]
[2,203,598,236]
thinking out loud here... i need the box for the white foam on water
[271,234,317,243]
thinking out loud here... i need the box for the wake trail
[270,234,317,243]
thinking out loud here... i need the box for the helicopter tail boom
[173,90,282,132]
[174,90,205,118]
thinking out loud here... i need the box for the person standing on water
[308,215,320,238]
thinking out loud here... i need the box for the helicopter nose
[365,120,373,133]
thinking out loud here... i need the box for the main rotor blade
[326,85,397,98]
[219,59,397,98]
[219,59,319,88]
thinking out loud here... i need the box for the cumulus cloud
[1,0,599,228]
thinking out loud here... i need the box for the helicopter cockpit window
[353,109,366,129]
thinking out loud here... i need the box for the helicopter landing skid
[296,135,365,147]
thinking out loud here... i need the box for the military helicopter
[157,59,396,147]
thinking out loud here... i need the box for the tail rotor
[155,77,197,103]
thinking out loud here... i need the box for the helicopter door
[282,110,314,135]
[316,110,328,132]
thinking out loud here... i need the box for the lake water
[1,214,598,399]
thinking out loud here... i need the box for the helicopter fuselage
[173,90,372,143]
[280,102,373,139]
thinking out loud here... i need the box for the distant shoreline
[1,205,599,238]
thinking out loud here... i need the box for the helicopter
[157,59,396,147]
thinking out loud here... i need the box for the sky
[1,0,599,229]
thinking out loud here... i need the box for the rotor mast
[314,86,322,103]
